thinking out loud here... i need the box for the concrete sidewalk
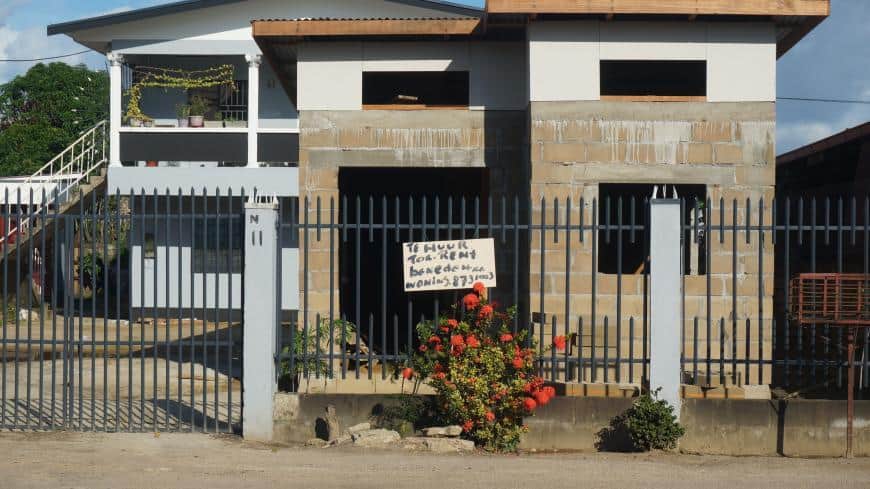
[1,432,868,489]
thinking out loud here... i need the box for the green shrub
[278,318,355,390]
[409,283,561,453]
[77,253,104,292]
[597,390,685,452]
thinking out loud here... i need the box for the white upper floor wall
[296,41,528,111]
[528,20,776,103]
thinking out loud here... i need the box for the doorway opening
[338,167,489,358]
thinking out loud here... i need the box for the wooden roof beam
[485,0,830,17]
[252,18,481,38]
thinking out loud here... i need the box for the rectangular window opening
[362,71,469,109]
[600,60,706,100]
[598,183,707,276]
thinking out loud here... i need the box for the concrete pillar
[245,54,261,168]
[243,197,279,441]
[107,53,123,168]
[650,197,682,415]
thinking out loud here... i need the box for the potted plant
[204,111,223,129]
[222,115,246,128]
[175,103,191,128]
[188,95,209,128]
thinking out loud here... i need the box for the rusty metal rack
[789,273,870,458]
[790,274,870,326]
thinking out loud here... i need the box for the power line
[779,96,870,105]
[0,49,93,62]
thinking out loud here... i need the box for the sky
[0,0,868,154]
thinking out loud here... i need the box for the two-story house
[50,0,829,391]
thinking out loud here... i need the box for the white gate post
[649,196,683,416]
[243,196,279,441]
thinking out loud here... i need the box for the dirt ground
[0,432,868,489]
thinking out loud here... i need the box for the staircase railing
[1,120,109,245]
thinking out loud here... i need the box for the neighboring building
[777,122,870,199]
[775,122,869,318]
[50,0,829,389]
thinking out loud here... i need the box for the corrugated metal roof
[48,0,482,35]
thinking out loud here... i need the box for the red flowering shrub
[412,282,550,452]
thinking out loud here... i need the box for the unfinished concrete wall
[529,101,776,387]
[297,109,528,373]
[273,393,870,457]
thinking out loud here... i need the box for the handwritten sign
[403,238,497,292]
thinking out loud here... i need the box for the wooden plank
[600,95,706,102]
[777,16,825,58]
[253,18,481,37]
[485,0,830,16]
[361,104,469,111]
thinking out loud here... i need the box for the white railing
[1,121,109,245]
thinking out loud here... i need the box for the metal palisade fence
[0,188,242,432]
[284,192,870,399]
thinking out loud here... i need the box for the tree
[0,62,108,177]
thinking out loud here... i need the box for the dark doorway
[598,183,707,275]
[339,167,489,358]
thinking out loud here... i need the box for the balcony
[108,53,299,196]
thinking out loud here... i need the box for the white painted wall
[130,228,299,310]
[296,41,527,111]
[528,20,777,103]
[528,21,600,103]
[297,42,363,111]
[707,23,777,103]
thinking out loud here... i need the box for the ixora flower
[473,281,486,295]
[485,411,496,423]
[523,398,538,412]
[500,333,513,343]
[553,335,568,351]
[450,334,466,347]
[462,420,474,432]
[402,368,414,380]
[511,357,524,369]
[466,335,481,348]
[478,305,494,319]
[463,293,481,310]
[534,390,551,406]
[428,335,442,344]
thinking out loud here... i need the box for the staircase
[0,120,109,255]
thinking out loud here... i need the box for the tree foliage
[0,62,108,176]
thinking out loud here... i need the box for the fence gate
[1,190,242,432]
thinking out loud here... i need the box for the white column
[650,197,683,417]
[243,197,279,441]
[246,54,261,168]
[107,53,124,167]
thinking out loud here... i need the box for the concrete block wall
[273,394,870,457]
[297,109,528,368]
[529,101,776,386]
